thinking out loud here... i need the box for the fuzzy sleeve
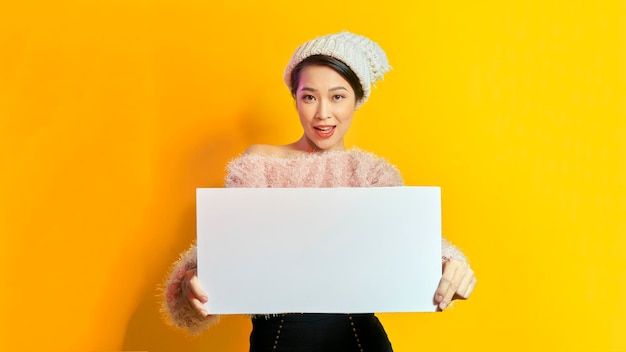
[159,243,220,336]
[441,237,467,262]
[225,154,268,188]
[368,157,404,187]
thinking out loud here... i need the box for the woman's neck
[290,135,345,153]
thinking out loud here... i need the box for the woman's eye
[302,95,315,101]
[333,95,345,101]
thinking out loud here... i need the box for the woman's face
[295,65,357,152]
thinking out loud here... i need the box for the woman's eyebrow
[299,86,348,92]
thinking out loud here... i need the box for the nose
[315,100,330,120]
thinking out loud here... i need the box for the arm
[368,155,477,309]
[363,152,477,310]
[225,153,269,188]
[159,243,220,336]
[442,237,467,262]
[159,151,270,334]
[368,156,404,187]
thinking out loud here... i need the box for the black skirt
[249,313,393,352]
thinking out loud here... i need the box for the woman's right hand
[182,269,212,317]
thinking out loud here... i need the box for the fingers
[455,267,476,299]
[183,269,211,317]
[461,277,477,299]
[434,259,457,308]
[187,271,208,303]
[186,285,210,317]
[435,259,476,310]
[435,261,463,310]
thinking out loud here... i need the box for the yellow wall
[1,1,624,351]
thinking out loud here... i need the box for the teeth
[317,127,332,132]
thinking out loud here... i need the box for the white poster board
[196,186,441,315]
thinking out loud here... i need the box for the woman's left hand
[435,258,476,311]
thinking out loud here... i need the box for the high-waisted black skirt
[249,313,393,352]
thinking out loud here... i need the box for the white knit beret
[284,31,391,108]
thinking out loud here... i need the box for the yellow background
[1,0,624,351]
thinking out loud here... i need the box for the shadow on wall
[121,273,251,352]
[120,127,252,351]
[117,151,250,352]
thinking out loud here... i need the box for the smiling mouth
[314,125,336,138]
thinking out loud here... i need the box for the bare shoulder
[244,144,291,157]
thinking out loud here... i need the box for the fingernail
[440,302,447,310]
[201,310,209,316]
[436,294,443,302]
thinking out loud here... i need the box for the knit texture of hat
[284,31,390,108]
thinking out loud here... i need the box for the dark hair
[290,55,365,102]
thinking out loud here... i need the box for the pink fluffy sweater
[159,148,467,336]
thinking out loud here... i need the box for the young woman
[160,31,476,352]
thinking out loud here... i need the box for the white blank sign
[196,186,441,315]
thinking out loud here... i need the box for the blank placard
[196,186,441,315]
